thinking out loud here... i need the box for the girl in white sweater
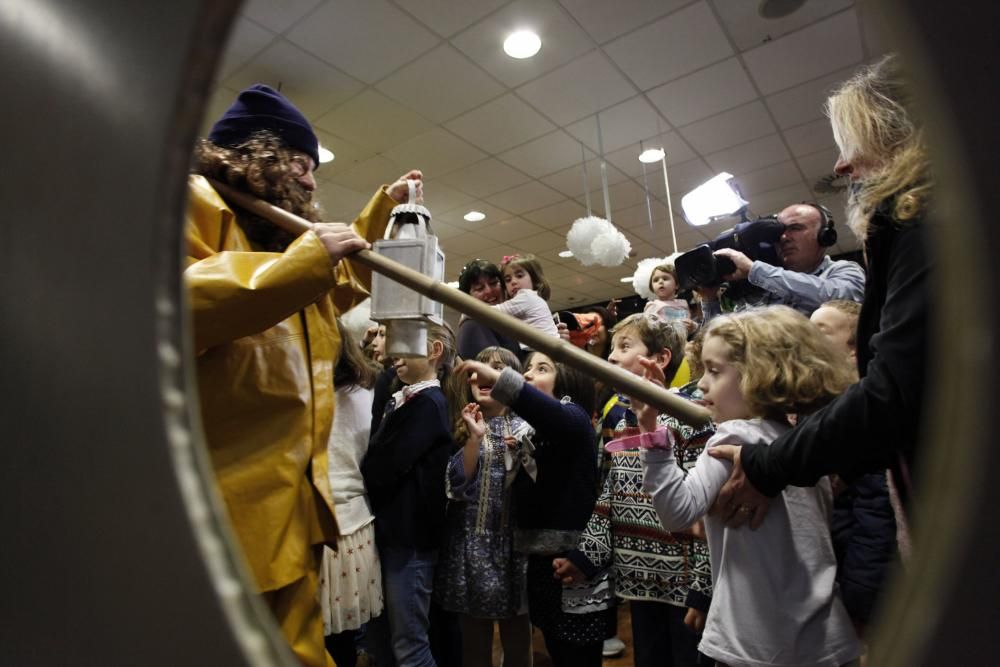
[630,306,862,667]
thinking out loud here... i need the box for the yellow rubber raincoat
[184,174,396,593]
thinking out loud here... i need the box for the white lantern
[370,180,445,357]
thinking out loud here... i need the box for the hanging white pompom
[632,257,667,300]
[566,216,632,267]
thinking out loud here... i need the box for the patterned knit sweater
[565,405,714,610]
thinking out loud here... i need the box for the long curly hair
[704,306,854,420]
[192,130,323,251]
[826,55,932,238]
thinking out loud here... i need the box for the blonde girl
[633,306,862,667]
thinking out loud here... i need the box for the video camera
[674,216,785,291]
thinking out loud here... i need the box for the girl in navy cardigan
[455,351,608,667]
[362,323,460,667]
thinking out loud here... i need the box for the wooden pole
[205,178,711,426]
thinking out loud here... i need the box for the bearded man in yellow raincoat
[184,83,421,667]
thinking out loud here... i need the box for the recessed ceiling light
[318,146,335,163]
[463,211,486,222]
[620,276,634,283]
[503,30,541,59]
[638,147,664,163]
[558,250,574,258]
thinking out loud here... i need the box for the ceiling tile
[437,158,533,198]
[612,200,670,229]
[710,0,853,51]
[764,65,858,129]
[731,161,804,197]
[445,231,505,255]
[242,0,322,34]
[316,181,376,221]
[421,182,477,215]
[749,183,814,216]
[510,230,570,253]
[796,147,841,183]
[647,58,759,127]
[312,129,378,179]
[783,118,837,157]
[602,134,696,179]
[450,0,595,88]
[375,44,505,124]
[704,134,791,178]
[314,89,433,154]
[743,10,863,95]
[540,158,629,198]
[326,154,404,194]
[396,0,509,38]
[522,199,590,230]
[678,101,777,154]
[384,128,487,180]
[445,94,556,155]
[485,181,567,215]
[560,0,689,44]
[222,38,366,118]
[285,0,440,84]
[648,158,714,199]
[564,96,670,155]
[497,131,589,178]
[603,1,733,91]
[579,179,650,214]
[428,219,465,240]
[516,50,637,126]
[475,216,548,243]
[217,18,275,81]
[435,201,512,226]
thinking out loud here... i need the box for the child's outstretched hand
[454,360,502,388]
[461,403,486,441]
[628,356,667,433]
[552,557,586,586]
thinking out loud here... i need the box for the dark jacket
[742,202,930,505]
[456,317,522,362]
[831,472,898,625]
[492,371,598,553]
[362,387,455,550]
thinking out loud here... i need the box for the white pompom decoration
[566,216,632,267]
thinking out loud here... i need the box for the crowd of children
[305,245,898,667]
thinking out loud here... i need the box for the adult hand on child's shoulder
[708,445,772,529]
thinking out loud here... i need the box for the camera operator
[699,203,865,319]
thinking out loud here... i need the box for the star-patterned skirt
[319,521,384,634]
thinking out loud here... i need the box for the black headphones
[802,202,838,247]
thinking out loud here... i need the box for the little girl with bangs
[435,346,533,667]
[634,306,862,667]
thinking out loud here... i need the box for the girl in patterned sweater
[553,314,713,667]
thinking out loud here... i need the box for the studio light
[681,173,747,226]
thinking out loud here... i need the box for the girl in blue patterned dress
[435,346,532,667]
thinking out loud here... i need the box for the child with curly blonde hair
[631,306,862,667]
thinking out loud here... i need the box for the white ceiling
[206,0,887,310]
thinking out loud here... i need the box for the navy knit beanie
[208,84,320,168]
